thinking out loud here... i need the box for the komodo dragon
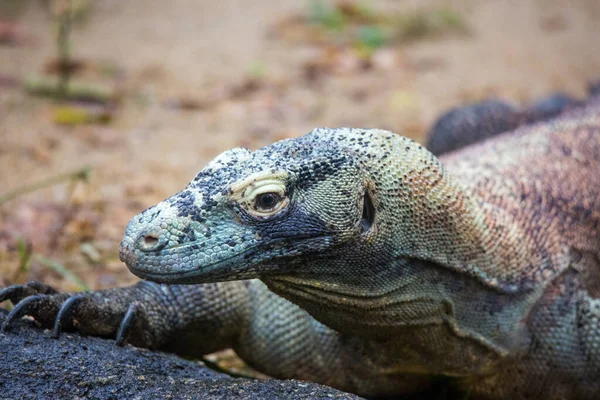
[1,97,600,399]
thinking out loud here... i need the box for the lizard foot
[0,281,163,348]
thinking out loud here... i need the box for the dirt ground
[0,0,599,374]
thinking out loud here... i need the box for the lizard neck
[359,134,536,292]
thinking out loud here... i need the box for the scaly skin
[2,98,599,399]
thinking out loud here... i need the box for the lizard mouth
[120,235,262,283]
[120,232,337,284]
[127,247,261,283]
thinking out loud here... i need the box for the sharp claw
[0,282,59,306]
[1,294,47,332]
[116,302,138,346]
[0,286,17,304]
[0,285,29,304]
[52,295,85,338]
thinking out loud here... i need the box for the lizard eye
[255,192,282,211]
[232,175,290,218]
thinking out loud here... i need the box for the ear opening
[360,189,375,233]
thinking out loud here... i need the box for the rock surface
[0,309,361,400]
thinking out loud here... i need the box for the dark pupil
[257,193,278,209]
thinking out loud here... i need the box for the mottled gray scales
[2,97,600,399]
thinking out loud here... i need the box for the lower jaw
[128,267,205,284]
[126,250,261,284]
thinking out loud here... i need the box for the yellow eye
[255,192,282,211]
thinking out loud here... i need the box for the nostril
[140,234,160,250]
[144,235,158,246]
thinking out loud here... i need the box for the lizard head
[120,128,393,284]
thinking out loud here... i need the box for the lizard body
[2,98,599,399]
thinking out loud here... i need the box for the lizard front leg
[0,280,248,356]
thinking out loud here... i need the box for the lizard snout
[119,204,176,268]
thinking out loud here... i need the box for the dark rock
[0,309,361,400]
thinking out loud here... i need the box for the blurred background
[0,0,599,372]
